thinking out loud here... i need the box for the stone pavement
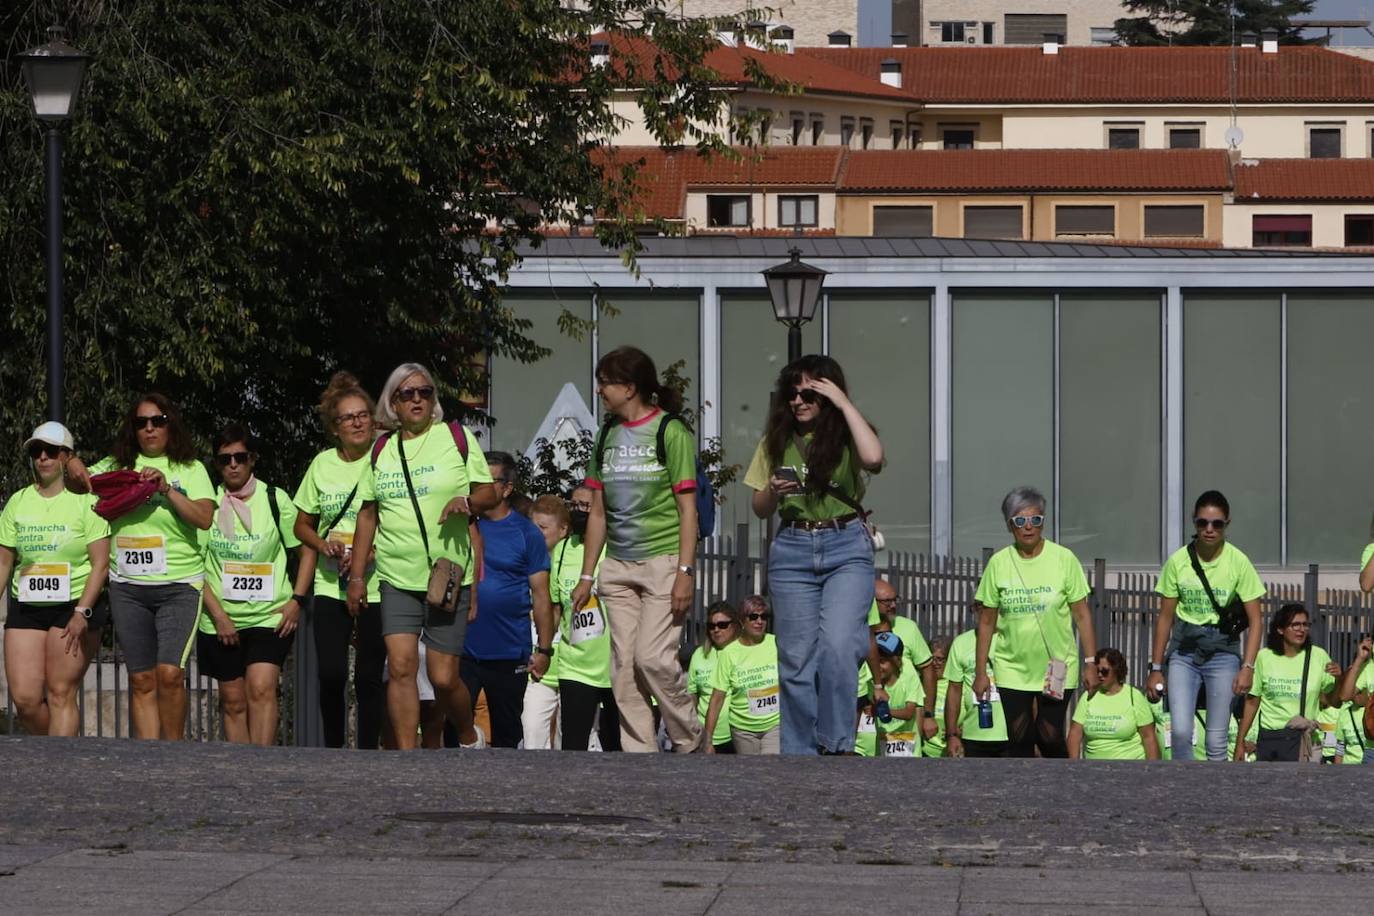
[1,737,1371,914]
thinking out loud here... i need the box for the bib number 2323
[221,562,275,602]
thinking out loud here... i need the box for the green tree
[1,1,778,491]
[1114,0,1314,45]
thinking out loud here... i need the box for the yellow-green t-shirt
[942,628,1009,743]
[856,665,878,757]
[974,541,1090,692]
[742,434,865,523]
[710,634,781,733]
[871,664,923,756]
[202,484,300,632]
[551,535,609,690]
[1361,543,1374,571]
[293,447,380,604]
[1250,645,1336,727]
[923,678,948,758]
[1155,542,1265,627]
[0,487,110,604]
[91,454,215,584]
[690,645,734,746]
[1072,685,1154,760]
[358,423,491,590]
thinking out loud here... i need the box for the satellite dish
[1224,126,1245,149]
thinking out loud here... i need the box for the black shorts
[196,626,293,682]
[5,599,109,632]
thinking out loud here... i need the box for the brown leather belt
[780,513,861,531]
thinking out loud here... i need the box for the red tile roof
[1233,158,1374,201]
[839,149,1233,193]
[799,46,1374,104]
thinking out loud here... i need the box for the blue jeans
[1167,649,1239,761]
[768,523,875,754]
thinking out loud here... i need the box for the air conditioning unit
[966,35,977,43]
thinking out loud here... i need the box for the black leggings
[560,679,622,752]
[1000,686,1074,758]
[312,595,386,749]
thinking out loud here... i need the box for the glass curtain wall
[596,291,700,413]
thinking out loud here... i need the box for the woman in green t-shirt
[705,595,781,755]
[1069,649,1160,761]
[0,422,110,736]
[199,424,312,746]
[690,601,740,753]
[68,393,216,741]
[292,371,386,749]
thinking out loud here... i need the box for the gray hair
[375,362,444,431]
[1000,486,1046,521]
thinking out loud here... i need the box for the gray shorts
[108,580,203,674]
[379,581,469,657]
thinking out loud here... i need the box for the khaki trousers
[600,554,702,752]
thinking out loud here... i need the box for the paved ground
[2,738,1372,914]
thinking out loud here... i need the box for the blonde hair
[317,371,375,437]
[375,362,444,431]
[532,494,570,527]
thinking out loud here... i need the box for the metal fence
[7,525,1374,742]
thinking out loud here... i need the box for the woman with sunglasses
[0,423,110,735]
[972,486,1097,758]
[745,354,883,756]
[689,601,740,753]
[198,425,311,745]
[74,394,215,740]
[1148,490,1264,761]
[704,595,781,754]
[1069,649,1160,760]
[346,363,498,750]
[292,372,386,749]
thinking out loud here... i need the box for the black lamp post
[18,26,90,423]
[763,247,827,364]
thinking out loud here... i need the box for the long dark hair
[763,354,869,496]
[596,346,683,415]
[1266,603,1309,654]
[111,393,197,468]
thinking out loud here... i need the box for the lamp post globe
[763,246,827,364]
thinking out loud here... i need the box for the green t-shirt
[974,541,1091,692]
[742,434,865,523]
[0,487,110,604]
[91,454,214,584]
[551,535,609,690]
[587,410,696,562]
[293,447,380,603]
[1149,700,1174,760]
[710,634,781,733]
[1155,542,1265,627]
[871,664,923,756]
[923,678,948,758]
[1329,702,1366,765]
[358,423,491,591]
[1250,645,1336,727]
[1361,543,1374,571]
[690,645,734,746]
[855,666,877,757]
[890,615,933,671]
[1355,662,1374,695]
[942,629,1009,743]
[1072,685,1153,760]
[202,484,300,632]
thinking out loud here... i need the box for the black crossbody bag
[1187,541,1249,638]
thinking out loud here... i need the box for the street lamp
[18,26,90,423]
[763,246,827,364]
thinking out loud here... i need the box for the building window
[1090,27,1117,45]
[1168,127,1202,149]
[983,22,995,43]
[938,21,966,42]
[964,205,1024,239]
[942,127,975,149]
[1107,126,1141,149]
[791,112,805,146]
[1055,205,1115,237]
[860,118,874,150]
[873,205,933,236]
[707,195,751,228]
[758,109,773,145]
[811,115,824,145]
[891,121,905,149]
[1252,214,1312,247]
[1143,205,1205,238]
[1344,214,1374,246]
[1308,125,1343,159]
[841,117,855,148]
[779,195,818,228]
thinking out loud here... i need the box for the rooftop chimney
[745,20,767,49]
[828,30,852,48]
[891,32,909,47]
[1042,33,1061,54]
[1240,32,1258,47]
[771,25,795,54]
[590,39,610,68]
[1261,29,1279,53]
[880,58,902,88]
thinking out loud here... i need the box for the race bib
[1044,657,1067,700]
[221,561,275,602]
[747,685,780,718]
[116,535,167,576]
[18,562,71,602]
[1321,724,1338,750]
[1163,730,1173,750]
[569,600,606,645]
[883,733,916,757]
[857,712,877,735]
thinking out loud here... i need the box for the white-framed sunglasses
[1010,515,1045,529]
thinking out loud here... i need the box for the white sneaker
[460,725,487,749]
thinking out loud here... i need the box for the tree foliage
[1114,0,1314,45]
[1,1,776,492]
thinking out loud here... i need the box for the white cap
[23,421,75,453]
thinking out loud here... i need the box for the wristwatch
[678,565,695,577]
[534,645,556,657]
[292,593,309,605]
[76,606,93,620]
[1083,656,1096,665]
[1149,663,1165,673]
[922,709,935,719]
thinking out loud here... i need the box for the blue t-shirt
[465,511,551,661]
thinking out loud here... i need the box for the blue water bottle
[875,699,892,723]
[978,698,994,729]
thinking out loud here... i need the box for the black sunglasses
[394,385,435,403]
[788,387,819,404]
[1096,666,1112,677]
[215,451,253,467]
[708,620,735,631]
[135,414,169,430]
[1194,518,1229,530]
[28,443,64,460]
[745,612,772,622]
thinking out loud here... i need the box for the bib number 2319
[116,536,167,576]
